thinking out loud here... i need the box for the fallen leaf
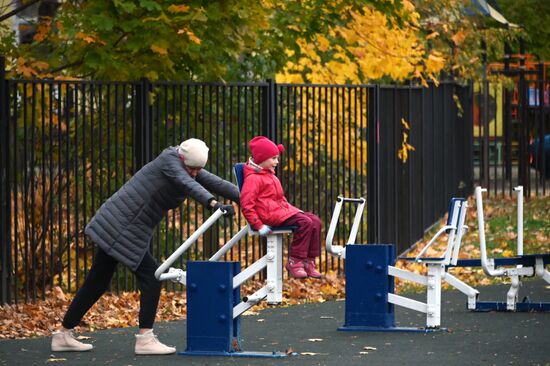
[231,338,241,352]
[52,287,67,302]
[301,352,329,356]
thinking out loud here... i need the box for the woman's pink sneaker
[303,258,322,278]
[285,257,307,278]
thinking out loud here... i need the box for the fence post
[367,85,380,243]
[261,79,277,139]
[518,39,529,194]
[480,40,489,190]
[503,42,512,184]
[0,55,11,303]
[133,78,153,172]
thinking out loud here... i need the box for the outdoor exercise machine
[449,186,550,311]
[154,163,296,357]
[326,187,550,334]
[326,195,479,331]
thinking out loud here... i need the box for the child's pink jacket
[240,162,300,230]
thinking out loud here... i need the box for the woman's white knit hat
[178,138,209,167]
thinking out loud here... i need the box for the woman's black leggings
[62,246,161,329]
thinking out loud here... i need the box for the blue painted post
[184,261,241,356]
[183,261,289,357]
[339,244,396,331]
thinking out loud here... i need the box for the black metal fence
[473,45,549,195]
[0,62,473,303]
[369,83,473,250]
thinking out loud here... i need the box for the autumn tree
[0,0,413,81]
[497,0,550,60]
[412,0,527,82]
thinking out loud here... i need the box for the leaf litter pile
[1,194,548,339]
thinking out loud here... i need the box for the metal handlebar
[325,196,366,258]
[155,208,225,281]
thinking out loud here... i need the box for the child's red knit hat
[248,136,285,164]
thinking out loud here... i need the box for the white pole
[155,208,225,280]
[514,186,523,256]
[325,197,344,257]
[475,186,505,276]
[347,198,366,245]
[209,226,249,262]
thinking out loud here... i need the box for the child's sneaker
[303,258,322,278]
[285,257,307,278]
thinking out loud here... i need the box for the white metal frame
[475,185,550,310]
[325,196,366,259]
[389,199,478,328]
[326,196,479,329]
[155,209,291,318]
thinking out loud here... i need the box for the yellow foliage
[426,31,439,40]
[167,4,190,13]
[451,30,466,46]
[277,3,444,85]
[16,58,50,78]
[151,45,169,56]
[33,18,52,42]
[184,30,202,45]
[397,118,415,163]
[76,32,98,44]
[274,3,445,173]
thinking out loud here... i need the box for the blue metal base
[338,325,447,333]
[474,301,550,312]
[180,350,292,358]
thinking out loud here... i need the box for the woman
[51,138,239,355]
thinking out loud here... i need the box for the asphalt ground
[1,279,549,366]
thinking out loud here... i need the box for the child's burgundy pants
[281,211,322,259]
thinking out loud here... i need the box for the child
[240,136,322,278]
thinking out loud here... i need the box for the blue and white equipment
[449,186,550,311]
[326,195,478,331]
[154,163,297,357]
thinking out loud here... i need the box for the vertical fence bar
[73,83,80,292]
[40,81,46,300]
[12,81,19,304]
[134,78,151,172]
[0,56,11,303]
[503,43,512,193]
[367,85,379,244]
[481,41,490,191]
[518,40,528,194]
[537,62,545,195]
[48,83,54,290]
[81,83,88,280]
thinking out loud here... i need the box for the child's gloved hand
[257,225,272,236]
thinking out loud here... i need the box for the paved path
[1,280,549,366]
